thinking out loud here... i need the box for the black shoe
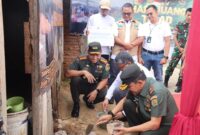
[83,96,95,109]
[175,87,181,93]
[71,103,80,117]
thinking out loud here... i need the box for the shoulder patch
[151,95,158,107]
[100,57,108,64]
[79,56,87,60]
[117,19,125,23]
[105,64,110,72]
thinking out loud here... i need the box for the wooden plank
[29,0,53,134]
[24,22,32,74]
[0,0,7,132]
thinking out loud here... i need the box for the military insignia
[149,86,154,95]
[100,58,108,64]
[92,46,98,50]
[151,95,158,107]
[118,23,123,29]
[79,56,87,60]
[105,64,110,71]
[119,84,128,91]
[97,65,103,73]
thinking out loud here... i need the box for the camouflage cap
[88,42,102,55]
[120,64,143,90]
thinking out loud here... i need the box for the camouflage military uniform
[165,21,189,88]
[124,78,178,135]
[69,55,109,104]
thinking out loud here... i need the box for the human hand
[83,70,96,83]
[102,98,109,111]
[87,90,98,102]
[114,112,124,120]
[114,127,129,135]
[178,47,184,53]
[160,58,167,65]
[124,43,133,50]
[138,57,144,65]
[96,114,112,126]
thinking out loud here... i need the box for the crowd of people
[65,0,192,134]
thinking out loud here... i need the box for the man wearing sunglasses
[138,5,172,82]
[110,3,143,85]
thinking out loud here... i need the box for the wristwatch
[163,56,169,60]
[95,89,100,93]
[108,110,115,118]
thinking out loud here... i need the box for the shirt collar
[140,78,155,97]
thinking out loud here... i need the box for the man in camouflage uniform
[66,42,109,117]
[97,64,178,135]
[164,8,192,92]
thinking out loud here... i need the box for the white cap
[99,0,111,10]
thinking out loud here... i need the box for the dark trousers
[70,77,106,104]
[123,99,171,135]
[109,58,120,86]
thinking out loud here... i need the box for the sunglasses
[123,12,132,16]
[146,13,153,16]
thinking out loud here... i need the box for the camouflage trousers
[165,47,183,86]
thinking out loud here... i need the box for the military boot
[71,103,80,117]
[175,86,182,93]
[164,75,170,87]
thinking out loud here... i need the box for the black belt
[142,48,164,55]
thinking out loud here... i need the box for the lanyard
[149,23,159,36]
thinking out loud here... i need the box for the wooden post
[29,0,53,134]
[0,0,7,132]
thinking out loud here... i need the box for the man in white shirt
[86,0,117,60]
[138,5,171,81]
[102,52,154,111]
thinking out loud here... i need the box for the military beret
[88,42,102,54]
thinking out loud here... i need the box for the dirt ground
[56,65,181,135]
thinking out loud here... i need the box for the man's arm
[163,36,171,58]
[160,36,171,64]
[96,78,108,92]
[174,32,184,53]
[87,78,108,102]
[131,37,144,47]
[66,69,85,77]
[96,97,126,125]
[126,117,162,133]
[114,36,127,48]
[111,97,126,114]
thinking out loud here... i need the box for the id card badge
[147,36,151,43]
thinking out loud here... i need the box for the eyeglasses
[146,13,153,16]
[122,12,132,16]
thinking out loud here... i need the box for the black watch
[108,110,115,118]
[96,89,100,93]
[163,56,169,59]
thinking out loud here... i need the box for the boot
[71,103,80,117]
[175,86,181,93]
[164,75,170,87]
